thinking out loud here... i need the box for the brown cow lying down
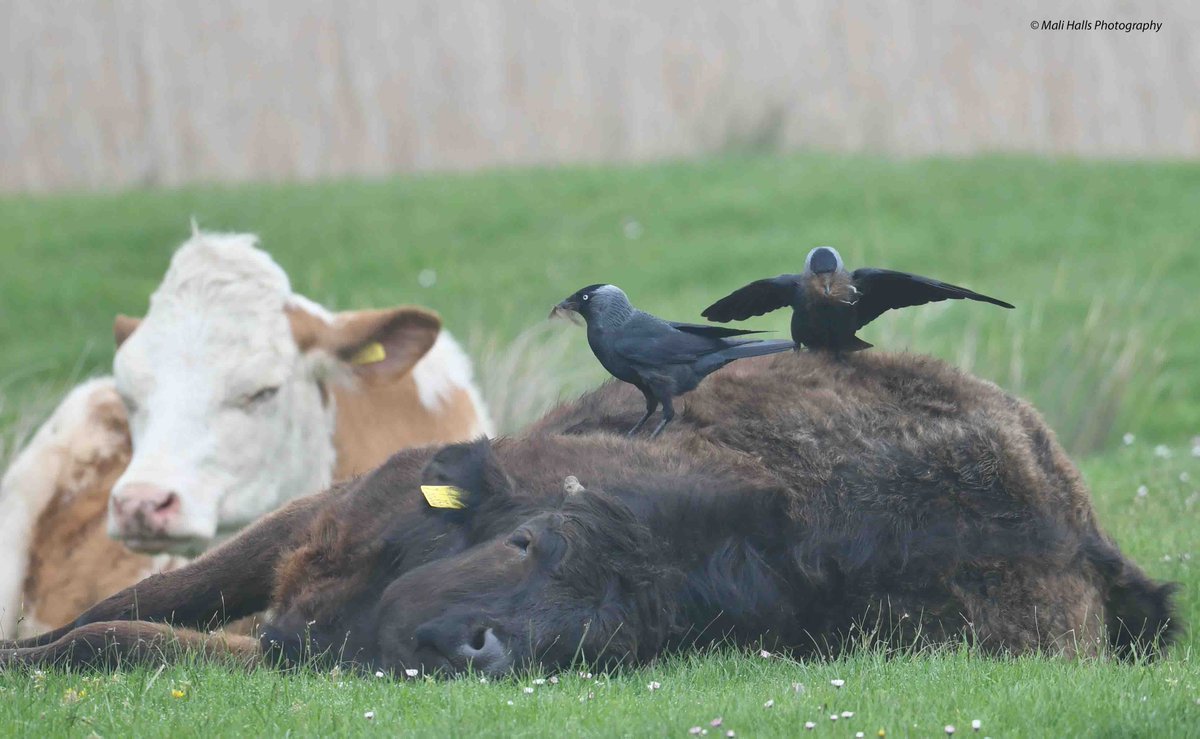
[0,353,1177,673]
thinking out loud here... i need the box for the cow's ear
[113,314,142,347]
[420,437,512,514]
[288,305,441,379]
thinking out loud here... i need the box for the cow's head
[108,229,441,554]
[371,442,676,676]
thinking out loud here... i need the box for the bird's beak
[549,300,584,325]
[822,275,832,296]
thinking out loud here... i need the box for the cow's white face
[108,231,441,555]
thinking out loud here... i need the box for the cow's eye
[242,386,280,407]
[507,532,532,554]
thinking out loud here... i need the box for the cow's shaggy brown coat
[0,353,1177,672]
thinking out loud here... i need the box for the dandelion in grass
[1123,433,1135,446]
[878,730,887,737]
[1136,485,1149,499]
[417,268,437,288]
[830,678,845,688]
[763,699,775,708]
[363,711,375,720]
[1180,471,1191,483]
[647,681,661,692]
[1154,445,1172,459]
[170,689,184,699]
[63,688,87,703]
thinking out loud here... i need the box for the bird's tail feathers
[721,339,796,359]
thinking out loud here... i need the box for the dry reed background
[2,0,1197,193]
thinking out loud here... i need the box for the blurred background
[3,1,1197,192]
[0,1,1197,456]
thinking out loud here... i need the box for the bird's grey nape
[804,246,844,274]
[590,284,634,322]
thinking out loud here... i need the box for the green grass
[0,154,1197,736]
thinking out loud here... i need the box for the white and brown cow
[0,228,491,638]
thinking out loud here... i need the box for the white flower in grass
[404,668,419,678]
[689,728,703,736]
[710,717,723,727]
[1136,485,1149,499]
[1180,471,1191,483]
[417,269,437,288]
[374,670,385,678]
[856,733,865,738]
[647,681,661,691]
[792,682,805,693]
[804,721,816,730]
[363,711,375,720]
[972,719,982,732]
[726,731,736,738]
[842,711,855,718]
[759,649,772,658]
[507,700,514,706]
[533,679,546,686]
[523,687,535,694]
[830,678,845,688]
[763,699,774,708]
[1123,433,1135,446]
[1154,445,1172,459]
[945,725,956,735]
[549,676,560,684]
[830,714,839,722]
[479,677,488,684]
[1192,442,1200,458]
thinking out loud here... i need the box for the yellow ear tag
[350,342,387,366]
[421,485,467,510]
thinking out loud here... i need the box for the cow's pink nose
[112,483,182,537]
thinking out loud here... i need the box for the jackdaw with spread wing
[701,246,1013,355]
[552,284,794,437]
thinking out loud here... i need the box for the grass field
[0,154,1196,736]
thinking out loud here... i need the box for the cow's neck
[330,373,479,480]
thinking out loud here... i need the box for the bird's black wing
[668,321,767,339]
[700,275,800,322]
[613,315,726,367]
[851,268,1015,328]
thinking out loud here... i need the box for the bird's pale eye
[582,294,590,301]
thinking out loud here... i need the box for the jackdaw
[701,246,1013,354]
[552,284,794,437]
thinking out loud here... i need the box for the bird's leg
[648,397,675,438]
[627,391,658,436]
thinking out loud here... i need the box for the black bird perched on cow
[552,284,794,437]
[701,245,1014,355]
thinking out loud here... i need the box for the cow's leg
[4,484,339,649]
[1,621,260,670]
